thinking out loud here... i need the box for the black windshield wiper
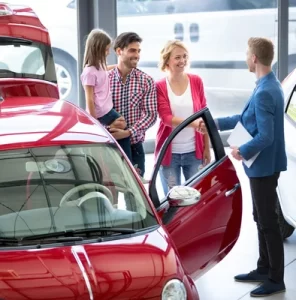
[22,228,136,241]
[73,227,136,235]
[0,36,32,45]
[0,237,19,244]
[22,231,83,241]
[0,70,29,78]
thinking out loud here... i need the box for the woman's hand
[193,118,207,134]
[110,116,127,130]
[203,148,211,166]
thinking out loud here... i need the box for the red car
[0,3,243,300]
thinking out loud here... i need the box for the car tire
[277,198,295,240]
[52,49,78,104]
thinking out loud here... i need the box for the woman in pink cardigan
[155,40,211,195]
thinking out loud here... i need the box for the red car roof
[0,2,50,44]
[0,99,113,151]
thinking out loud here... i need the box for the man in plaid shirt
[108,32,157,177]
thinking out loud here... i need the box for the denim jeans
[160,151,203,195]
[131,142,145,177]
[98,108,132,162]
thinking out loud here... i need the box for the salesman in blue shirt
[216,38,287,297]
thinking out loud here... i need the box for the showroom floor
[145,149,296,300]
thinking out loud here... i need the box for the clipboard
[227,121,259,168]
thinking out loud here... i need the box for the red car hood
[0,228,180,300]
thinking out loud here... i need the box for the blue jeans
[131,142,145,177]
[98,108,132,162]
[160,151,203,195]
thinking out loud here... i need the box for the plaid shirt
[109,67,157,144]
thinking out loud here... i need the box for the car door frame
[149,107,225,209]
[148,107,242,279]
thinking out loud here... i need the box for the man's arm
[239,91,275,160]
[216,115,240,131]
[129,77,158,139]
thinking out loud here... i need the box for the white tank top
[166,78,195,154]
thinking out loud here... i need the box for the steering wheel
[59,183,114,207]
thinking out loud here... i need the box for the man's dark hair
[113,32,142,51]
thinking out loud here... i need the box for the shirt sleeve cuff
[214,119,220,130]
[128,127,135,138]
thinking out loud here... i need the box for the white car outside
[277,69,296,239]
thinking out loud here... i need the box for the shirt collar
[114,67,136,82]
[255,71,275,86]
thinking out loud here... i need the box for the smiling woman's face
[167,46,189,74]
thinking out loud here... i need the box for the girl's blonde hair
[159,40,189,72]
[83,28,111,70]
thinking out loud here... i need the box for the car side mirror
[167,186,201,207]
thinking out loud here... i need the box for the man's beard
[124,58,138,69]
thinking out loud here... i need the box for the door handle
[225,183,240,197]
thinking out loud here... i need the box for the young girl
[80,28,132,161]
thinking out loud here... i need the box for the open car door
[149,108,242,280]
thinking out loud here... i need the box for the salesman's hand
[230,146,243,161]
[108,127,130,140]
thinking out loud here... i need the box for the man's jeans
[98,108,132,162]
[160,151,203,195]
[131,142,145,177]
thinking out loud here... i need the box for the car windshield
[0,36,57,83]
[0,144,157,242]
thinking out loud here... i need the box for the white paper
[227,121,260,168]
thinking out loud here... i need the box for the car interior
[0,145,155,239]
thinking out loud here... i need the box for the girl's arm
[84,85,96,119]
[107,64,117,71]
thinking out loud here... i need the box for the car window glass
[153,114,217,203]
[287,88,296,123]
[0,44,45,75]
[0,144,157,240]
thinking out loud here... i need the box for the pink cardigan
[155,73,207,166]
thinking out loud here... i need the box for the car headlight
[162,279,187,300]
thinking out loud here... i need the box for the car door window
[286,87,296,124]
[149,108,224,207]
